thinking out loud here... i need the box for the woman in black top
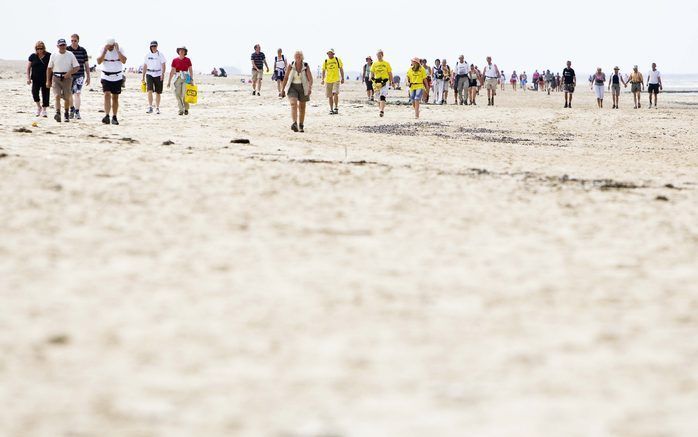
[26,41,51,117]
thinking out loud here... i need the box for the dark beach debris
[664,184,681,190]
[0,153,8,159]
[357,122,447,136]
[47,334,70,345]
[162,140,175,145]
[597,180,641,190]
[231,138,251,144]
[120,137,138,144]
[655,196,670,202]
[13,127,32,133]
[45,131,55,135]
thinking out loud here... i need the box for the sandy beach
[1,59,697,437]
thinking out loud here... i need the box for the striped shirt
[251,52,265,69]
[67,45,88,76]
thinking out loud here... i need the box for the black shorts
[146,75,164,93]
[469,79,478,87]
[365,78,373,91]
[648,83,660,94]
[102,79,123,95]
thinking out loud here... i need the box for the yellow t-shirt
[323,57,343,83]
[407,66,427,91]
[370,60,392,80]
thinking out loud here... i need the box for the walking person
[421,59,432,104]
[482,56,500,106]
[280,50,313,133]
[167,46,194,116]
[362,56,374,101]
[500,70,506,91]
[591,67,606,108]
[453,55,469,105]
[66,34,90,120]
[96,38,127,125]
[321,49,344,115]
[431,59,445,104]
[562,61,576,108]
[608,66,627,109]
[26,41,51,117]
[647,63,662,109]
[532,70,540,91]
[370,49,392,117]
[250,44,269,96]
[520,71,527,91]
[142,40,166,114]
[628,65,644,108]
[441,60,451,104]
[407,57,428,119]
[46,38,79,123]
[273,49,287,97]
[510,71,517,91]
[468,64,481,105]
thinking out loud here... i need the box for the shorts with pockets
[325,81,340,98]
[52,76,72,98]
[71,75,85,94]
[252,68,263,82]
[409,89,424,101]
[485,78,498,91]
[287,83,309,102]
[648,83,660,94]
[631,83,642,93]
[146,75,164,93]
[365,78,373,91]
[564,83,575,93]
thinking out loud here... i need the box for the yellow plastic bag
[141,81,147,93]
[185,84,198,105]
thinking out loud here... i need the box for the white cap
[106,38,115,45]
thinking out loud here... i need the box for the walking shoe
[102,115,110,124]
[54,112,61,122]
[291,122,298,132]
[146,106,153,114]
[69,107,75,119]
[379,111,384,118]
[111,116,119,125]
[184,110,189,115]
[252,91,256,96]
[41,108,47,117]
[155,108,160,114]
[329,110,335,115]
[35,108,41,117]
[75,110,81,120]
[299,124,304,133]
[64,112,70,122]
[564,103,568,108]
[178,111,184,116]
[333,108,339,114]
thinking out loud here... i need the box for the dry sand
[1,59,697,437]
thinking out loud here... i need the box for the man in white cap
[321,49,344,115]
[46,38,80,123]
[142,40,166,114]
[97,38,127,125]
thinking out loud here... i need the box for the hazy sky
[4,0,697,76]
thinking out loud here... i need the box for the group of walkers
[27,36,195,124]
[27,38,667,130]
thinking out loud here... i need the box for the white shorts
[594,85,605,99]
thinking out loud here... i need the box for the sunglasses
[36,47,45,50]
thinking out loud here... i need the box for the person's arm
[279,65,291,97]
[306,67,313,96]
[251,58,258,71]
[321,66,326,85]
[97,46,107,64]
[658,74,663,90]
[26,61,32,85]
[84,55,91,85]
[264,58,270,73]
[340,62,345,84]
[142,61,147,82]
[167,68,175,88]
[188,65,194,85]
[46,65,53,88]
[161,61,167,82]
[115,43,127,63]
[608,75,611,91]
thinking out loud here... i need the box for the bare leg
[147,91,153,107]
[112,94,119,116]
[73,93,81,110]
[155,93,161,108]
[104,92,112,115]
[290,99,298,123]
[299,101,306,125]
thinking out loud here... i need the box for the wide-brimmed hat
[614,66,620,70]
[366,56,372,61]
[177,46,188,55]
[327,48,335,55]
[411,57,421,64]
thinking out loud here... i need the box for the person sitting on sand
[142,41,166,115]
[27,41,51,117]
[407,57,428,119]
[608,66,627,109]
[280,50,313,133]
[647,63,662,109]
[591,67,606,108]
[167,46,194,116]
[482,56,500,106]
[363,56,374,101]
[47,38,80,123]
[321,48,344,115]
[273,48,287,98]
[627,65,644,109]
[562,61,576,108]
[97,38,127,125]
[371,50,393,118]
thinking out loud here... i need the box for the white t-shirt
[274,55,286,72]
[144,51,167,77]
[483,64,499,79]
[48,51,79,74]
[101,47,126,82]
[648,69,661,84]
[455,61,468,75]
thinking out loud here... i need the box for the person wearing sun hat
[97,38,127,125]
[608,66,627,109]
[362,56,374,101]
[46,38,80,123]
[142,40,167,114]
[167,45,194,115]
[406,57,428,119]
[321,48,344,115]
[627,65,644,109]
